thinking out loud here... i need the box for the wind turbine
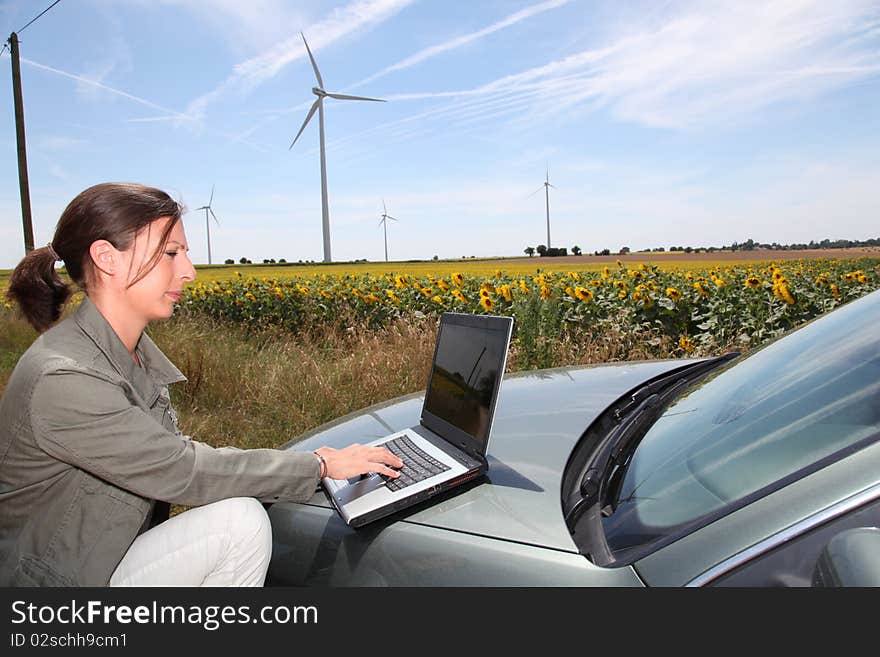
[540,165,556,248]
[528,165,556,248]
[194,185,220,265]
[377,199,398,262]
[289,32,386,263]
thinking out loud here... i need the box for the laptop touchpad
[338,474,385,503]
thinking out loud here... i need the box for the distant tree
[536,244,547,256]
[619,246,631,255]
[595,248,610,256]
[684,246,693,253]
[524,246,535,257]
[239,257,248,264]
[262,259,270,264]
[224,258,234,265]
[571,245,581,256]
[279,258,287,263]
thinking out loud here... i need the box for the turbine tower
[290,32,386,263]
[529,165,556,249]
[541,165,555,248]
[377,199,398,262]
[194,185,220,265]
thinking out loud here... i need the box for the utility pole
[9,32,35,254]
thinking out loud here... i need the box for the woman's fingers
[369,447,403,469]
[318,444,404,479]
[372,463,401,478]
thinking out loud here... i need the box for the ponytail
[6,245,72,333]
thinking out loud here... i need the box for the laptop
[322,312,514,528]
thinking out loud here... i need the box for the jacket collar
[74,297,186,401]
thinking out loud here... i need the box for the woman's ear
[88,240,120,277]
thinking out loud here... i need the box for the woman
[0,182,402,587]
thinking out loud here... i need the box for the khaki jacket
[0,297,320,586]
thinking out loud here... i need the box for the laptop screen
[421,313,513,454]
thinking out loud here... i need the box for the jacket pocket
[11,556,76,587]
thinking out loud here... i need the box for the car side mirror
[813,527,880,587]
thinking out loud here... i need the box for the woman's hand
[315,444,403,480]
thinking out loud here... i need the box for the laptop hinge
[412,424,484,469]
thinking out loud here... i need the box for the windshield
[602,290,880,560]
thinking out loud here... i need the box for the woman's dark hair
[6,182,183,332]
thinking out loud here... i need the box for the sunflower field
[176,257,880,369]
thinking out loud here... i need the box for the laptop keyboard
[381,434,451,492]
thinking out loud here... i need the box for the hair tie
[46,243,61,262]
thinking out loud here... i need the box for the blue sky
[1,0,879,268]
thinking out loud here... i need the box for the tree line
[523,236,880,257]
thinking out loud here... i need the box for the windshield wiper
[564,352,738,528]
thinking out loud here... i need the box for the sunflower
[679,336,695,353]
[432,296,444,306]
[744,277,761,289]
[451,272,465,287]
[498,285,513,302]
[574,287,593,302]
[480,296,494,311]
[773,280,795,305]
[666,287,682,301]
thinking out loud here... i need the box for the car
[265,289,880,587]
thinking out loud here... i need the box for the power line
[16,0,64,35]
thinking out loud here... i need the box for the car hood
[285,358,698,552]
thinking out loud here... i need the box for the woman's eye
[165,251,178,257]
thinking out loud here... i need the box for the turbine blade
[210,208,220,224]
[301,33,324,88]
[326,92,386,102]
[383,199,387,214]
[208,184,214,206]
[527,186,542,198]
[386,215,398,221]
[289,99,320,149]
[194,205,208,211]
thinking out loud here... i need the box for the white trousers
[109,497,272,587]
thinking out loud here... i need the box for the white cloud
[349,0,571,89]
[355,0,880,147]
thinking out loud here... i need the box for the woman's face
[121,217,196,323]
